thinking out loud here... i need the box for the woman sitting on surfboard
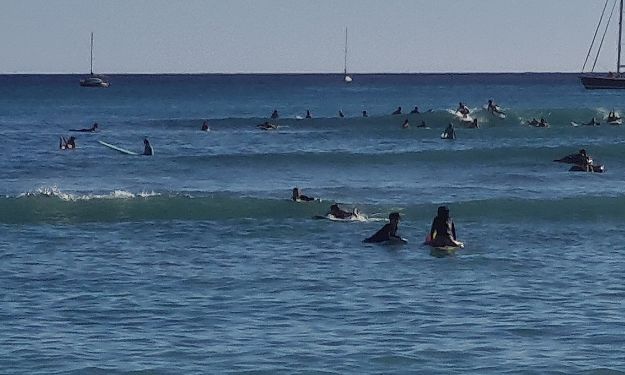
[427,206,462,248]
[363,212,404,243]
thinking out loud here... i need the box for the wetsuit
[364,223,399,243]
[429,216,457,247]
[143,143,153,156]
[293,194,315,202]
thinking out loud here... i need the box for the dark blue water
[1,74,625,374]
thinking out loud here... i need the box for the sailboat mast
[90,32,94,75]
[344,28,348,75]
[618,0,623,74]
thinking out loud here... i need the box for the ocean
[1,73,624,374]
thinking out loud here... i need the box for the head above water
[437,205,450,218]
[144,138,149,145]
[389,212,400,221]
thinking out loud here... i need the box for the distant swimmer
[271,110,279,119]
[538,118,549,127]
[339,110,345,118]
[417,120,428,128]
[428,206,462,248]
[59,136,76,150]
[143,138,153,156]
[305,110,312,119]
[362,110,368,118]
[70,122,98,132]
[327,203,358,220]
[257,121,278,130]
[292,187,316,202]
[441,123,456,139]
[527,118,540,126]
[467,118,479,129]
[401,119,410,129]
[201,120,210,131]
[410,106,420,114]
[582,117,600,126]
[392,106,402,115]
[363,212,404,243]
[607,111,621,124]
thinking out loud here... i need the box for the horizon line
[0,71,590,76]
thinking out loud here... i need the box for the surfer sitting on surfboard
[442,123,456,139]
[59,136,76,150]
[292,187,315,202]
[392,106,402,115]
[363,212,403,243]
[143,138,153,156]
[457,102,470,117]
[201,120,210,131]
[410,106,420,114]
[327,203,358,220]
[428,206,462,248]
[70,122,98,132]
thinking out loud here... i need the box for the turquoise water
[1,74,625,374]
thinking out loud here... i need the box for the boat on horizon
[343,28,352,83]
[580,0,625,89]
[80,32,109,88]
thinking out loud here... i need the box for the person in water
[457,102,469,115]
[429,206,461,247]
[292,187,315,202]
[305,110,312,119]
[607,111,620,122]
[339,110,345,118]
[392,106,402,115]
[362,110,368,118]
[442,123,456,139]
[271,110,279,119]
[528,118,539,126]
[71,122,98,132]
[417,120,428,128]
[59,136,76,150]
[583,117,600,126]
[327,203,356,219]
[401,119,410,128]
[257,121,277,130]
[201,120,210,131]
[538,118,548,127]
[410,106,420,114]
[364,212,403,243]
[143,138,153,156]
[467,118,479,129]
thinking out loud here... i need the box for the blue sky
[0,0,617,73]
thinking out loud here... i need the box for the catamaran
[343,28,352,83]
[80,32,109,88]
[580,0,625,89]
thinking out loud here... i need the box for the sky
[0,0,619,73]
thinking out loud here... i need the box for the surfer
[271,110,279,119]
[538,118,548,127]
[401,119,410,129]
[59,136,76,150]
[417,120,428,128]
[392,106,402,115]
[257,121,277,130]
[467,118,479,129]
[362,110,368,118]
[292,187,315,202]
[339,110,345,118]
[428,206,461,248]
[306,110,312,119]
[527,118,539,126]
[327,203,357,220]
[457,102,470,116]
[442,123,456,139]
[143,138,153,156]
[363,212,403,243]
[607,111,621,123]
[582,117,600,126]
[201,120,210,131]
[70,122,98,132]
[410,106,420,114]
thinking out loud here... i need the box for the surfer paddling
[363,212,404,244]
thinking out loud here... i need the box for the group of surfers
[554,148,604,173]
[59,122,154,155]
[292,187,462,247]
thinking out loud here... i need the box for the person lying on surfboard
[70,122,98,132]
[428,206,461,248]
[292,187,315,202]
[59,136,76,150]
[143,138,153,156]
[327,204,358,220]
[363,212,403,243]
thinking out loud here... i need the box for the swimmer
[201,120,210,131]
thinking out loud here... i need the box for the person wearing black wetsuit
[143,138,153,156]
[362,110,368,118]
[392,106,402,115]
[292,187,315,202]
[201,120,210,131]
[429,206,458,247]
[271,110,279,119]
[70,122,98,132]
[410,106,420,114]
[364,212,402,243]
[442,123,456,139]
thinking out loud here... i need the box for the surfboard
[482,104,506,118]
[424,234,463,250]
[570,121,580,127]
[98,140,139,156]
[382,237,408,245]
[447,108,473,122]
[608,119,622,125]
[313,212,367,222]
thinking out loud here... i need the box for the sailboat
[580,0,625,89]
[343,28,352,83]
[80,32,109,88]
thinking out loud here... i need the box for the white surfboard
[98,140,139,156]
